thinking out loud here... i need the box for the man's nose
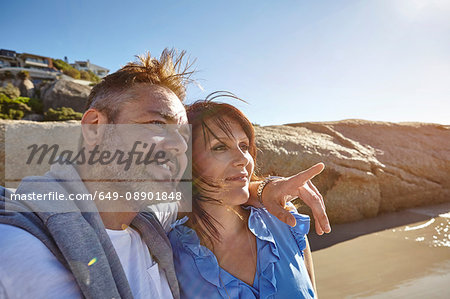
[163,126,189,155]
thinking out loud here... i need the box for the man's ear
[81,109,109,146]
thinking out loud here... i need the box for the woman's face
[193,118,254,205]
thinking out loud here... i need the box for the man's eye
[212,144,227,151]
[149,120,166,125]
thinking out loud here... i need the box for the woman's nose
[232,147,250,167]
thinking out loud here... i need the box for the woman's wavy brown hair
[186,92,258,245]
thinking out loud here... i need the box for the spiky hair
[85,48,195,121]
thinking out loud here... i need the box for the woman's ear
[81,109,108,146]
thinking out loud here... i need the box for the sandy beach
[310,202,450,298]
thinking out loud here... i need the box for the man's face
[114,84,189,182]
[90,84,189,207]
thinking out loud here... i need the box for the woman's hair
[186,92,257,244]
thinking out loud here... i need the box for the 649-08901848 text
[97,191,183,201]
[8,191,183,201]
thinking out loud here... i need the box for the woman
[168,97,316,298]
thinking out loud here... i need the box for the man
[0,49,329,298]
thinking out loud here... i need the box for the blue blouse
[168,203,315,299]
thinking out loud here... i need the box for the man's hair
[85,48,194,121]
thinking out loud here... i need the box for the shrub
[80,70,100,83]
[0,83,20,99]
[15,97,43,114]
[0,93,10,104]
[14,96,29,104]
[18,70,30,80]
[87,70,101,83]
[53,59,82,79]
[80,70,90,80]
[52,58,102,82]
[44,107,82,121]
[0,110,24,120]
[0,94,32,120]
[28,98,44,114]
[52,59,72,71]
[63,68,81,79]
[0,110,25,120]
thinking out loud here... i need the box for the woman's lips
[225,174,249,182]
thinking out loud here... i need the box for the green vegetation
[80,70,101,83]
[0,90,78,121]
[28,98,44,114]
[52,59,100,83]
[80,70,90,81]
[63,68,81,79]
[15,97,44,114]
[44,107,82,121]
[52,59,73,72]
[0,58,99,121]
[0,85,44,120]
[53,59,81,79]
[17,70,30,80]
[87,70,100,83]
[0,94,32,120]
[0,83,20,99]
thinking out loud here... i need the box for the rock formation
[254,120,450,223]
[41,80,91,113]
[1,119,449,224]
[18,78,35,98]
[0,120,80,190]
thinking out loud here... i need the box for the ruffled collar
[170,207,280,298]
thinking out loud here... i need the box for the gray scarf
[0,164,180,299]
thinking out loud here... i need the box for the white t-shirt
[0,203,178,299]
[106,226,173,299]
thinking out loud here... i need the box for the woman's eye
[240,143,249,151]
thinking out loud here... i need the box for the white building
[71,60,109,78]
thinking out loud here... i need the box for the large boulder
[41,80,91,113]
[18,78,35,98]
[255,120,450,223]
[0,120,81,188]
[1,119,449,224]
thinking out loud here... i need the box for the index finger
[287,163,325,188]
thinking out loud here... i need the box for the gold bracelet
[256,176,281,207]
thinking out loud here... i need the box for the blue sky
[2,0,449,125]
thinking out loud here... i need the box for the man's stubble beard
[87,126,178,210]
